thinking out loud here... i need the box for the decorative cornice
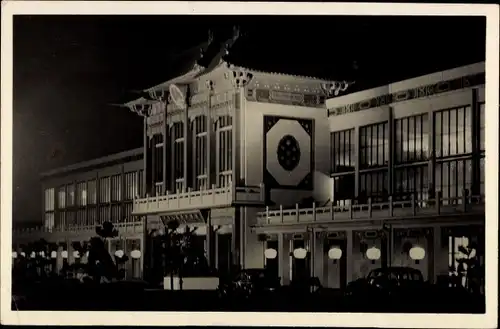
[328,72,485,117]
[224,64,254,88]
[321,81,355,98]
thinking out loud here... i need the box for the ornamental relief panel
[248,88,324,107]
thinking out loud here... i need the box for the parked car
[344,267,430,307]
[217,268,281,300]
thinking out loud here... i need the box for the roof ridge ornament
[321,81,355,97]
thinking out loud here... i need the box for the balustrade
[132,183,265,215]
[257,192,484,226]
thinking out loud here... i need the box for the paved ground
[13,284,485,313]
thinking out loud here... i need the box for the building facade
[13,148,145,279]
[254,61,485,289]
[13,38,485,289]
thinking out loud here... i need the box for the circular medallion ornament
[277,135,301,171]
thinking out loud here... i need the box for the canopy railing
[257,191,484,225]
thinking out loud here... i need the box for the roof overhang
[144,63,205,94]
[114,97,159,116]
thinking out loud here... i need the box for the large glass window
[124,171,138,200]
[44,188,55,211]
[193,115,208,190]
[44,212,55,231]
[87,180,97,205]
[67,210,76,227]
[111,204,122,223]
[99,205,109,224]
[111,174,122,202]
[56,211,66,229]
[57,186,66,209]
[77,209,86,227]
[88,207,97,227]
[359,170,388,203]
[99,177,111,203]
[152,134,164,188]
[333,174,355,206]
[435,159,472,204]
[394,165,429,201]
[395,114,429,163]
[217,115,233,187]
[66,184,75,207]
[171,122,185,192]
[331,128,356,173]
[434,106,472,157]
[360,122,389,169]
[76,181,87,206]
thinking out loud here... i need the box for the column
[354,127,360,198]
[206,213,214,268]
[428,106,435,197]
[142,116,150,197]
[206,92,212,188]
[388,106,394,195]
[232,207,241,269]
[183,88,192,191]
[141,216,147,279]
[471,88,481,195]
[277,233,284,285]
[346,230,353,283]
[309,228,316,278]
[432,225,442,284]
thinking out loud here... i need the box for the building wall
[240,99,331,268]
[242,101,331,206]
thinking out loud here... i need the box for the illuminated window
[395,113,429,163]
[111,175,122,202]
[193,116,208,190]
[152,133,164,193]
[331,128,355,173]
[76,182,87,206]
[359,121,389,169]
[67,184,75,207]
[44,188,55,212]
[435,159,472,205]
[394,165,429,202]
[57,186,66,209]
[124,172,138,200]
[87,180,97,204]
[217,115,233,188]
[99,177,111,203]
[171,122,185,192]
[359,169,388,203]
[434,106,472,158]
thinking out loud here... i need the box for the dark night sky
[13,15,485,225]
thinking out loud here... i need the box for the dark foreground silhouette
[12,279,485,313]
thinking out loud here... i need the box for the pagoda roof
[141,27,354,94]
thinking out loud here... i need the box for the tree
[85,221,127,283]
[162,220,206,291]
[456,242,482,294]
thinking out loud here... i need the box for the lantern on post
[409,246,425,264]
[264,248,277,259]
[366,246,381,264]
[328,247,342,264]
[130,250,141,259]
[114,249,124,258]
[61,250,68,259]
[51,251,57,259]
[293,248,307,259]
